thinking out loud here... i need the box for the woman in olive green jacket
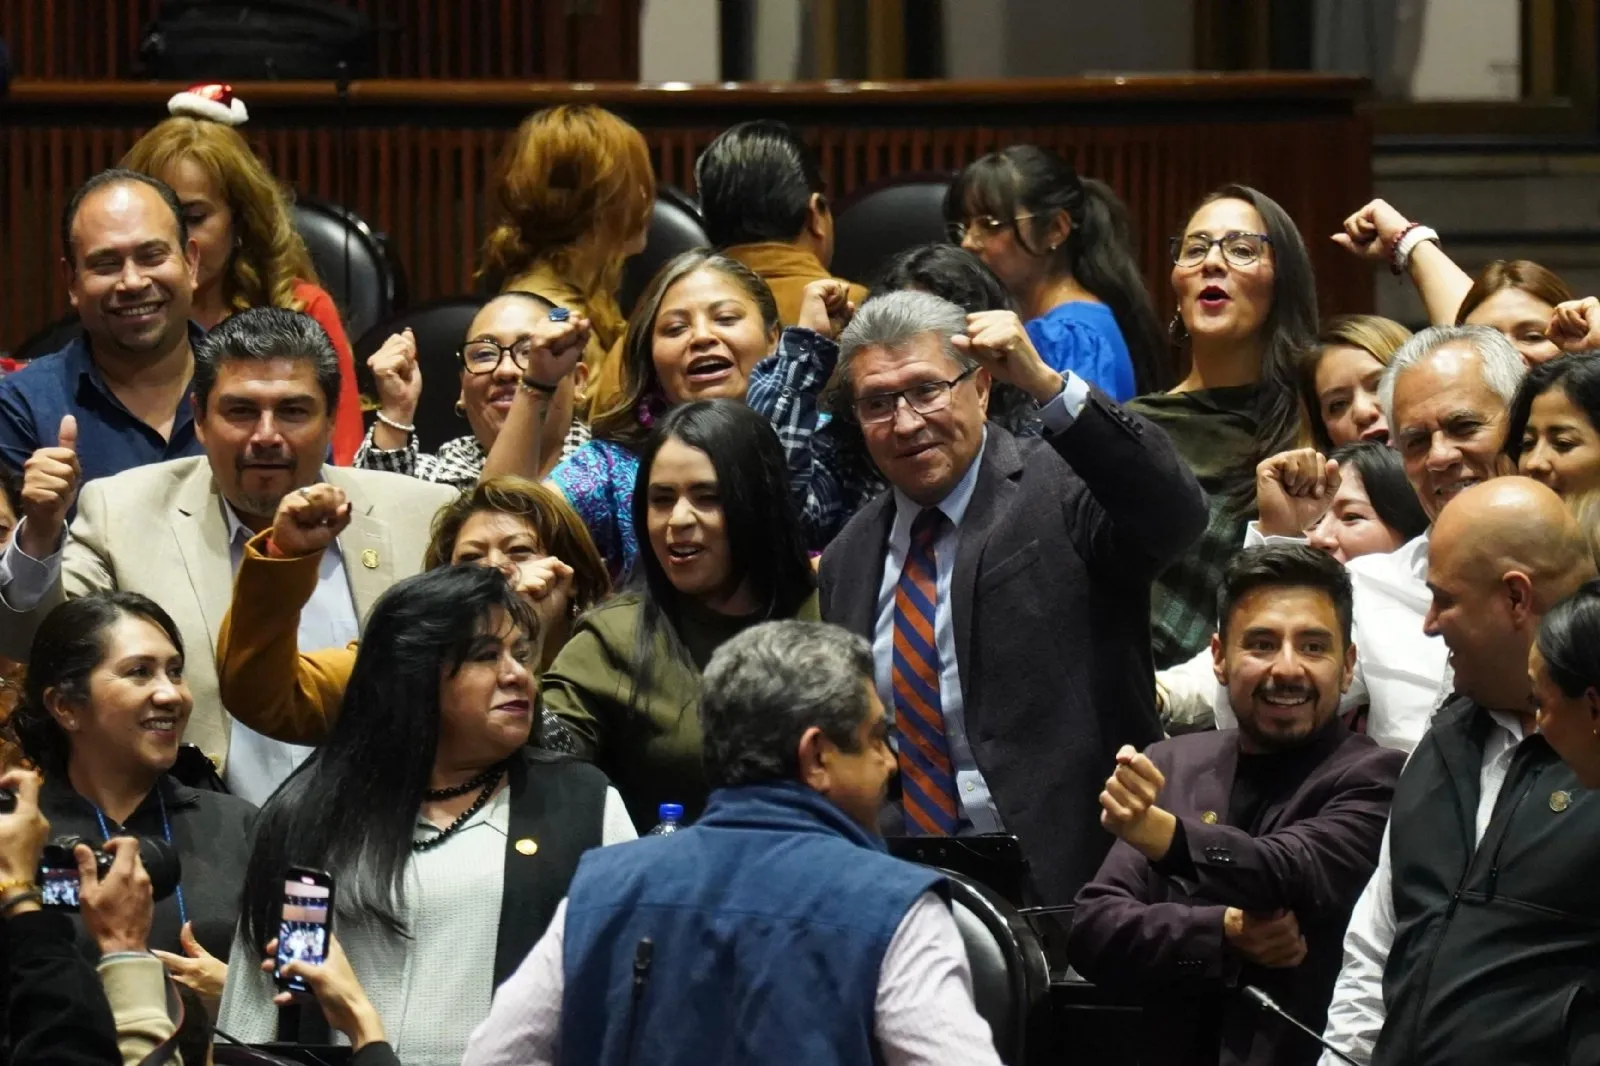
[541,400,819,831]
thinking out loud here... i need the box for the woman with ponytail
[945,146,1168,398]
[477,105,656,416]
[121,86,367,463]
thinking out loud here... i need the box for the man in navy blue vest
[463,620,1002,1066]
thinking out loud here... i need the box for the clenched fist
[367,328,423,425]
[268,484,352,559]
[1255,448,1340,538]
[1331,199,1414,263]
[953,310,1061,405]
[520,315,592,392]
[798,279,855,340]
[18,415,80,560]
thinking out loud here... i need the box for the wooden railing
[1,75,1373,351]
[0,0,640,80]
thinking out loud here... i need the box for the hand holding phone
[260,933,386,1051]
[274,867,334,995]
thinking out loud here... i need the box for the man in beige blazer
[0,308,455,800]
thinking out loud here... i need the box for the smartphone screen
[37,864,79,910]
[274,870,333,993]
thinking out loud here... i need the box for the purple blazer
[1067,725,1404,1066]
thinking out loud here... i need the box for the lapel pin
[515,838,539,856]
[361,549,379,570]
[1201,811,1219,824]
[1551,790,1572,813]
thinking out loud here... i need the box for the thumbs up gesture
[18,415,80,559]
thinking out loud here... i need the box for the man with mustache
[1320,478,1600,1066]
[1166,324,1526,753]
[0,169,205,487]
[0,307,455,806]
[1070,544,1404,1066]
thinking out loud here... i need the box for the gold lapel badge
[1200,811,1219,825]
[515,838,539,856]
[360,549,379,570]
[1550,790,1572,813]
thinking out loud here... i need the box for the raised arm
[214,486,358,745]
[480,315,591,483]
[1333,199,1474,326]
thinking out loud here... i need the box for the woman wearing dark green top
[1126,183,1317,668]
[541,400,818,831]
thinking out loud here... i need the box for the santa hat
[167,83,249,126]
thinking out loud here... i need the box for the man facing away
[464,619,1002,1066]
[0,169,205,486]
[1070,544,1404,1066]
[1320,477,1600,1065]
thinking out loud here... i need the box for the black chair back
[831,178,954,289]
[352,297,486,453]
[291,197,405,342]
[939,867,1053,1064]
[619,186,709,316]
[11,314,82,364]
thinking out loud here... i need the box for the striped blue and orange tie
[892,508,960,835]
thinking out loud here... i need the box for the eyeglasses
[458,337,538,375]
[946,214,1035,244]
[1170,231,1272,268]
[853,365,979,425]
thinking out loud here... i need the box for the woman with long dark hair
[13,592,255,1007]
[1127,183,1318,668]
[217,566,632,1065]
[541,400,818,831]
[1504,352,1600,501]
[945,145,1167,398]
[1531,580,1600,786]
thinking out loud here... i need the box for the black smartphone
[274,867,334,995]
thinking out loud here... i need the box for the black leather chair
[831,178,954,290]
[11,313,82,364]
[940,868,1053,1065]
[292,197,406,342]
[619,185,709,316]
[352,297,486,453]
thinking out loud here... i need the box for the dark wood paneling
[0,0,639,80]
[0,75,1372,351]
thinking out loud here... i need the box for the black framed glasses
[458,337,538,375]
[945,214,1035,244]
[853,365,979,425]
[1170,231,1272,268]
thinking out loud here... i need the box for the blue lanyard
[92,789,187,928]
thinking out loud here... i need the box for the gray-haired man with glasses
[817,289,1208,906]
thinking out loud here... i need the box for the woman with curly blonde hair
[122,101,367,462]
[478,104,656,415]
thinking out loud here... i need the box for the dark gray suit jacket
[818,387,1207,904]
[1068,726,1405,1066]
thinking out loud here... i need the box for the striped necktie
[892,507,960,835]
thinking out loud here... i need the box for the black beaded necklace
[413,761,509,853]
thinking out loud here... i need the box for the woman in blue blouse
[944,145,1168,399]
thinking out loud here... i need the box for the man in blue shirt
[0,168,202,487]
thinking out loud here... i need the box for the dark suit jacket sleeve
[1173,749,1404,923]
[4,910,121,1066]
[1047,387,1208,578]
[351,1041,403,1066]
[0,382,39,476]
[1068,838,1234,990]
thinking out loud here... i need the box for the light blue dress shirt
[220,501,360,805]
[870,372,1090,832]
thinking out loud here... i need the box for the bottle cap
[658,803,684,821]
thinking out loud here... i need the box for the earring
[455,399,466,417]
[1167,308,1189,344]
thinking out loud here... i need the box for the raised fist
[520,315,592,393]
[18,415,80,559]
[798,279,855,340]
[1255,448,1340,538]
[1332,199,1415,263]
[367,328,423,424]
[268,483,351,559]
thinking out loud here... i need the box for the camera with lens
[0,787,181,911]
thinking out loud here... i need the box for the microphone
[1243,985,1363,1066]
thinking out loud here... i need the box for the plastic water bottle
[647,803,684,836]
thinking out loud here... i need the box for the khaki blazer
[0,456,457,768]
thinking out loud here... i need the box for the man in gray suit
[0,307,456,803]
[817,291,1207,905]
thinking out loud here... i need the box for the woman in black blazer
[217,566,633,1066]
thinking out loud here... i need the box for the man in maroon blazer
[1068,543,1405,1066]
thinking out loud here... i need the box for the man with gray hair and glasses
[464,619,1004,1066]
[818,291,1207,907]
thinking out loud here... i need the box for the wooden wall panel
[0,0,639,80]
[0,76,1371,351]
